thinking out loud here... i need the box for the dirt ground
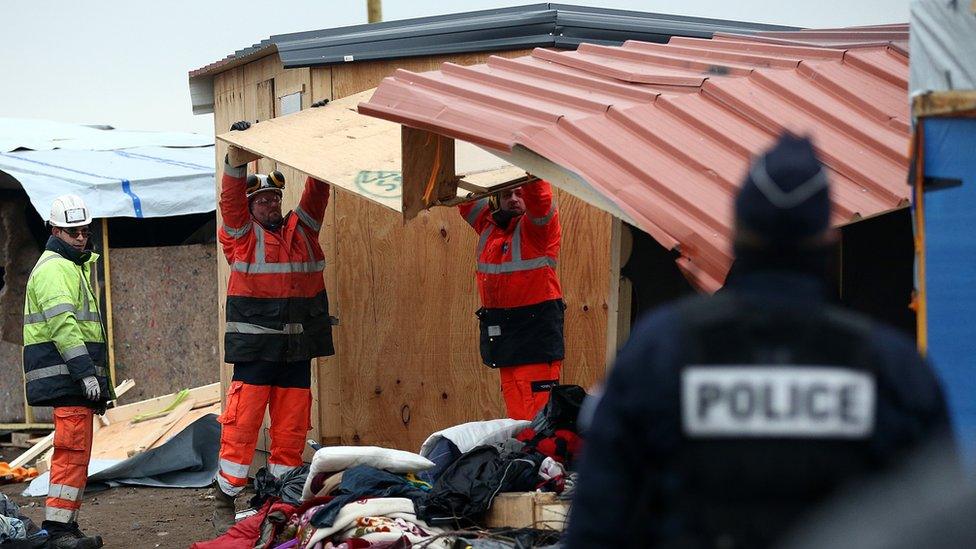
[1,446,243,548]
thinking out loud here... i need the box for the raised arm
[217,157,251,263]
[458,197,492,233]
[295,177,330,234]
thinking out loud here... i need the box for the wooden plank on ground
[8,433,53,469]
[150,402,221,450]
[105,383,220,424]
[14,380,135,469]
[126,399,195,457]
[485,492,570,531]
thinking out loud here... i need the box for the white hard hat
[49,194,92,228]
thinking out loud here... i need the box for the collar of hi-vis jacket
[476,215,557,275]
[46,235,96,266]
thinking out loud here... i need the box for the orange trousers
[215,381,311,496]
[46,406,94,524]
[499,361,561,420]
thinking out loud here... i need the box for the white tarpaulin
[0,145,216,218]
[910,0,976,96]
[0,118,212,153]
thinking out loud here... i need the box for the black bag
[530,384,587,435]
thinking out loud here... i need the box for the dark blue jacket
[565,270,952,549]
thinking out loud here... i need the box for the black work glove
[230,121,251,131]
[311,99,329,108]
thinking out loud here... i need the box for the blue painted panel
[922,117,976,464]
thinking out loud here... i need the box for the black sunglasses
[61,227,91,238]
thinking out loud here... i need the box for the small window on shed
[279,92,302,116]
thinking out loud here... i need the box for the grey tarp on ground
[24,414,219,497]
[909,0,976,95]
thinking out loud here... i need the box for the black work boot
[42,521,103,549]
[211,479,237,534]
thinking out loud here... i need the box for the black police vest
[659,294,885,549]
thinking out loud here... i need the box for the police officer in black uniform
[564,133,953,549]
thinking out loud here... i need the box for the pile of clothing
[0,493,47,548]
[193,385,586,549]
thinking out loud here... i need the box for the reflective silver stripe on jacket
[78,272,101,322]
[528,201,557,226]
[25,364,108,382]
[465,199,489,226]
[49,483,83,502]
[230,223,325,274]
[297,226,315,262]
[476,219,558,275]
[24,303,76,324]
[295,206,321,232]
[223,223,251,239]
[29,253,64,278]
[62,344,89,361]
[23,281,100,325]
[226,322,304,335]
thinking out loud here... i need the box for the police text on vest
[681,366,875,438]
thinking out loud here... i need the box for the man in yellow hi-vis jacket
[23,194,110,549]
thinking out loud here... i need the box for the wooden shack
[189,5,788,450]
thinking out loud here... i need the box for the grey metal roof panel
[191,3,795,77]
[278,12,560,67]
[188,3,796,113]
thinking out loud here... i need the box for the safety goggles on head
[246,170,286,199]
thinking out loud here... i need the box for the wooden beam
[0,423,54,431]
[401,126,457,220]
[101,218,117,386]
[367,0,382,22]
[456,179,488,194]
[439,174,541,208]
[8,432,53,469]
[913,90,976,119]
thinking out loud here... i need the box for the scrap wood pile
[0,380,221,478]
[194,385,587,549]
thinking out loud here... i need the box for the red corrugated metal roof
[359,32,910,291]
[715,25,909,55]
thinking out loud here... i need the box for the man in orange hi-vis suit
[211,121,335,532]
[459,179,565,420]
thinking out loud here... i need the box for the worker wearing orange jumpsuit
[459,180,565,420]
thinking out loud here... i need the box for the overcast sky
[2,0,910,136]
